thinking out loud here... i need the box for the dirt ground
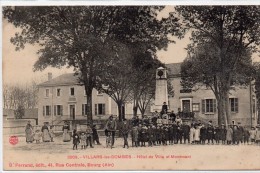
[2,134,260,171]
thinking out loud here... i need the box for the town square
[2,5,260,171]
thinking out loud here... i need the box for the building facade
[166,63,258,127]
[37,73,141,126]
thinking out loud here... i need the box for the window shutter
[43,106,45,116]
[49,105,51,115]
[61,105,63,116]
[202,100,205,114]
[213,99,217,113]
[102,104,106,115]
[95,104,97,115]
[235,98,238,113]
[54,105,56,116]
[82,104,84,115]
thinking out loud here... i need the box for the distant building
[37,73,142,126]
[166,63,258,127]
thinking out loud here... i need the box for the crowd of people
[24,104,260,150]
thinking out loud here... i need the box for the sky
[2,6,190,85]
[3,6,259,85]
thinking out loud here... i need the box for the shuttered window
[95,104,105,115]
[202,99,216,114]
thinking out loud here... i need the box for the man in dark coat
[219,124,227,144]
[176,122,183,144]
[207,121,214,144]
[172,121,178,144]
[120,118,130,148]
[92,125,101,145]
[200,124,207,144]
[161,102,168,114]
[168,124,174,145]
[105,115,117,147]
[237,122,244,144]
[182,122,190,144]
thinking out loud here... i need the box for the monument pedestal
[153,67,168,113]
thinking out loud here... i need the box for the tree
[4,6,180,124]
[176,6,260,125]
[254,62,260,124]
[14,105,25,119]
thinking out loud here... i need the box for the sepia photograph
[2,5,260,171]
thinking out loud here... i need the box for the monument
[153,67,168,112]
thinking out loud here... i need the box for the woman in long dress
[41,122,51,142]
[62,122,71,142]
[25,121,34,143]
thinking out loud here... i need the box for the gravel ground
[3,134,260,171]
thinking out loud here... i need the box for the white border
[1,2,260,173]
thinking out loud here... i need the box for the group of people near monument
[24,102,260,149]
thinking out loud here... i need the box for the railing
[177,112,195,119]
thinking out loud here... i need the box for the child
[132,126,139,147]
[189,124,195,144]
[49,125,55,142]
[249,127,256,144]
[194,125,200,144]
[140,124,148,147]
[226,125,233,145]
[72,129,80,150]
[34,129,42,144]
[147,125,153,147]
[80,132,87,149]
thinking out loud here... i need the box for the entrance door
[182,100,191,113]
[69,105,75,120]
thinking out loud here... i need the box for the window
[230,98,238,113]
[202,99,216,114]
[45,89,50,97]
[82,104,88,116]
[43,105,51,116]
[54,105,63,116]
[192,103,200,112]
[95,104,105,115]
[70,87,75,96]
[56,88,61,97]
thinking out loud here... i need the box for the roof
[38,63,182,87]
[38,73,79,87]
[165,63,182,76]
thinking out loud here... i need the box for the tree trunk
[86,91,93,125]
[224,91,231,125]
[117,101,124,121]
[133,106,138,117]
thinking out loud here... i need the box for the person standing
[189,124,195,144]
[41,122,51,142]
[182,122,190,144]
[200,124,207,145]
[226,125,233,145]
[72,129,80,150]
[92,125,101,145]
[49,125,55,142]
[207,121,214,144]
[80,132,87,149]
[86,123,94,148]
[255,125,260,145]
[25,121,34,143]
[249,127,256,144]
[105,115,117,147]
[219,124,227,145]
[121,118,130,148]
[34,129,42,144]
[62,122,71,142]
[132,126,139,147]
[161,102,168,114]
[194,125,200,144]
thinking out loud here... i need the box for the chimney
[48,73,52,81]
